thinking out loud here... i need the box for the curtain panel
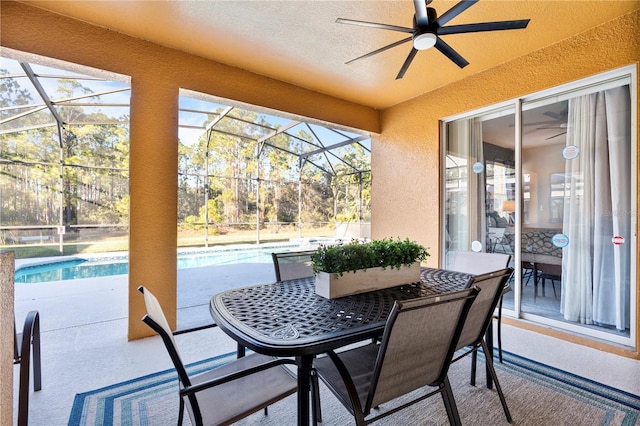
[561,86,631,330]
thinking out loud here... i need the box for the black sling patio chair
[138,286,297,426]
[452,267,514,422]
[271,250,316,282]
[313,288,479,426]
[447,250,512,362]
[14,310,42,426]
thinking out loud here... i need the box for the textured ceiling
[20,0,640,109]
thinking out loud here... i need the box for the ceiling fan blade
[438,19,530,35]
[346,37,413,64]
[546,131,567,140]
[543,111,564,120]
[436,0,479,27]
[396,48,419,80]
[413,0,429,26]
[510,120,559,128]
[435,37,469,68]
[336,18,413,34]
[537,125,567,130]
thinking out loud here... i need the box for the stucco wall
[374,9,639,267]
[0,1,380,339]
[1,1,638,348]
[0,251,15,425]
[0,2,380,134]
[373,9,639,355]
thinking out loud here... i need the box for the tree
[1,72,130,227]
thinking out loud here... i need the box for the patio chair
[313,288,479,426]
[138,286,297,426]
[271,250,316,282]
[14,310,42,426]
[448,250,511,362]
[271,249,323,422]
[452,268,514,422]
[533,262,560,301]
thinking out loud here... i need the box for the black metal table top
[210,267,471,357]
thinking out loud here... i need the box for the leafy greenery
[2,66,371,249]
[311,238,429,276]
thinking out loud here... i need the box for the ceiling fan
[337,0,530,79]
[536,104,569,140]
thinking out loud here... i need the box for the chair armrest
[323,349,366,416]
[173,323,217,335]
[18,311,40,361]
[179,357,297,397]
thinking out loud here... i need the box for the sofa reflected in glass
[492,227,562,300]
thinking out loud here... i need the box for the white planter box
[314,262,421,299]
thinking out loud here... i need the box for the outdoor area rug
[69,350,639,426]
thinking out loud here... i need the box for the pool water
[14,245,308,284]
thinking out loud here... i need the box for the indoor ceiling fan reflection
[535,105,569,140]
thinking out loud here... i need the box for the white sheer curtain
[561,86,631,330]
[469,118,486,248]
[447,118,486,252]
[594,86,631,330]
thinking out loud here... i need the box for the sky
[2,55,371,160]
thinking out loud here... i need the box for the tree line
[0,69,371,238]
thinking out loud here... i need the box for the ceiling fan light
[413,32,437,50]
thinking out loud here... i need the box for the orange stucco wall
[374,9,639,357]
[0,1,380,339]
[1,1,638,354]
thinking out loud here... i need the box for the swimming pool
[14,243,320,284]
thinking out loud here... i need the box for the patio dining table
[209,267,485,426]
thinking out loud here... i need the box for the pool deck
[13,262,278,426]
[12,260,640,425]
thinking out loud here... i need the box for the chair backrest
[456,268,514,350]
[448,250,511,275]
[272,250,316,281]
[536,262,561,277]
[366,288,478,411]
[138,286,191,387]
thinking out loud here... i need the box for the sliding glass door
[443,108,515,260]
[441,66,636,348]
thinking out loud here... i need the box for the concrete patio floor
[12,262,640,425]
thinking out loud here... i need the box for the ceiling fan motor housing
[413,31,437,50]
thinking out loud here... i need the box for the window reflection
[442,76,634,344]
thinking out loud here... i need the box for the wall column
[1,251,15,425]
[128,77,179,340]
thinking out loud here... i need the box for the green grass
[2,227,334,259]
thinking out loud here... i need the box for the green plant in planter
[311,238,429,276]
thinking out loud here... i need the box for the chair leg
[32,315,42,391]
[17,354,30,426]
[17,311,41,426]
[480,340,513,423]
[237,343,246,358]
[497,296,504,363]
[441,377,462,426]
[311,369,322,423]
[470,350,477,386]
[177,397,185,426]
